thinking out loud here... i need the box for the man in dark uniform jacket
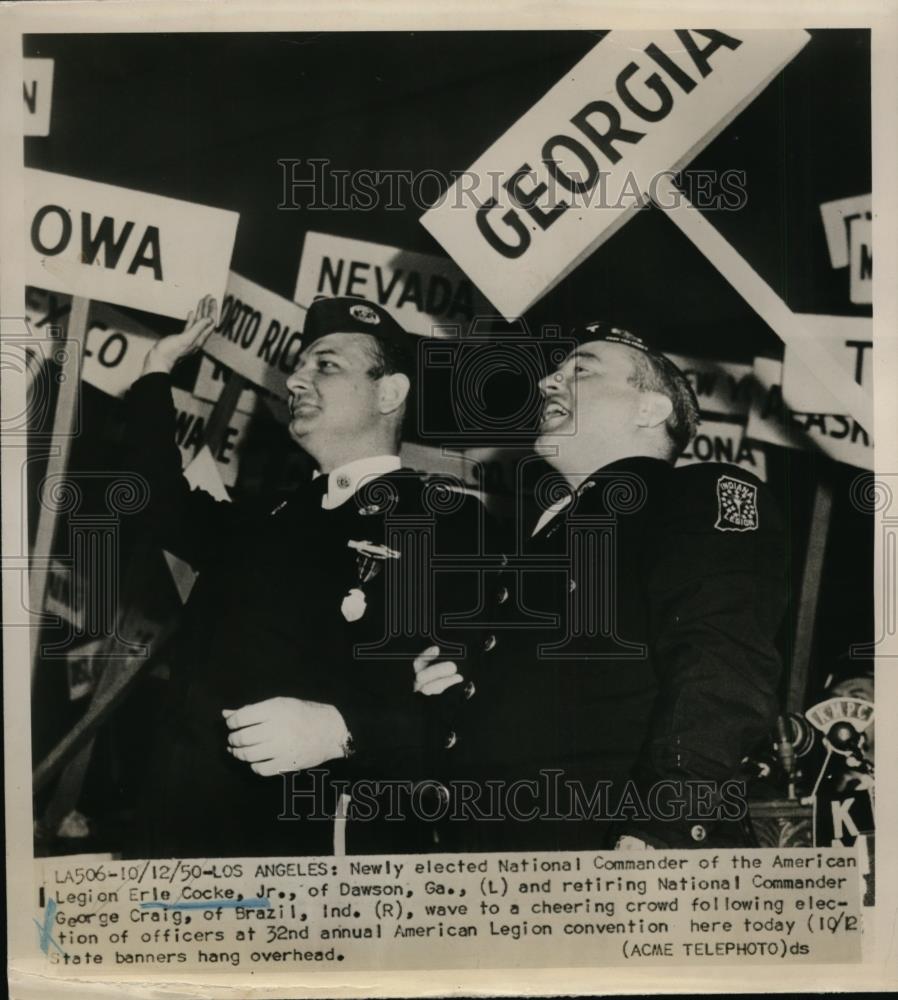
[125,294,483,858]
[417,323,787,850]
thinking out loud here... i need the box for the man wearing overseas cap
[123,293,486,857]
[416,321,787,850]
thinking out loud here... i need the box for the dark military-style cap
[302,295,413,355]
[571,320,652,353]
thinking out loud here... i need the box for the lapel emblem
[715,475,759,532]
[347,539,400,582]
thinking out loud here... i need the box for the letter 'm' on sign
[849,217,872,306]
[294,231,492,336]
[420,29,810,319]
[24,58,53,137]
[25,168,239,319]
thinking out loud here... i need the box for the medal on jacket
[341,588,367,622]
[340,540,401,621]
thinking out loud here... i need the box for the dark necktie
[304,474,330,506]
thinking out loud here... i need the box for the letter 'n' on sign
[420,30,810,320]
[24,58,53,137]
[25,168,239,319]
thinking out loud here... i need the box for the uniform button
[482,634,497,653]
[690,824,707,843]
[336,474,351,489]
[497,586,509,605]
[463,680,476,700]
[445,731,457,750]
[415,780,450,809]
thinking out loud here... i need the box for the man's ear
[377,372,411,415]
[636,390,673,429]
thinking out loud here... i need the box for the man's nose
[539,370,565,396]
[286,364,311,394]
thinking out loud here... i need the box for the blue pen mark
[140,897,270,912]
[33,899,67,958]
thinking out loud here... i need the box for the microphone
[775,715,797,799]
[826,721,874,776]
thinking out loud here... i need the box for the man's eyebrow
[570,349,602,363]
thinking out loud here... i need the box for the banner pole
[652,176,873,431]
[29,294,89,690]
[787,475,834,714]
[202,369,246,455]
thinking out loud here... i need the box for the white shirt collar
[313,454,401,510]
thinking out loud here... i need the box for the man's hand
[142,293,218,376]
[413,645,463,696]
[615,835,656,850]
[223,697,351,776]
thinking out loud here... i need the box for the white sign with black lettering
[849,216,872,305]
[25,168,238,318]
[295,231,491,336]
[819,193,871,269]
[667,353,753,418]
[193,356,258,415]
[82,303,158,398]
[782,315,872,414]
[746,356,873,470]
[23,58,53,137]
[170,387,250,488]
[677,418,767,480]
[24,287,158,397]
[202,270,306,398]
[421,29,809,319]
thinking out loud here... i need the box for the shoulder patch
[715,474,758,532]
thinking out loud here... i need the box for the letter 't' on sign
[25,168,239,320]
[420,29,810,320]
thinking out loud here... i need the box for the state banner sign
[295,231,493,336]
[849,217,872,305]
[747,357,873,471]
[24,58,53,137]
[25,287,157,398]
[201,270,306,399]
[193,356,258,415]
[819,193,871,270]
[170,387,250,488]
[781,315,872,415]
[666,353,753,419]
[25,168,239,319]
[420,29,809,320]
[677,418,767,481]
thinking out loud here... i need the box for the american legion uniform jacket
[123,372,487,859]
[437,456,788,851]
